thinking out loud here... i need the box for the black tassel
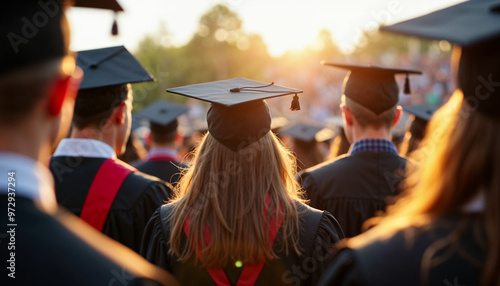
[111,14,118,36]
[404,73,411,94]
[290,94,300,111]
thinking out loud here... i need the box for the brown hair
[349,91,500,285]
[150,121,178,144]
[328,129,350,160]
[344,95,397,129]
[168,131,304,268]
[293,139,325,172]
[72,84,130,129]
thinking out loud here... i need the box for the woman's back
[142,201,343,285]
[319,214,485,286]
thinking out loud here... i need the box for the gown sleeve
[306,211,346,285]
[317,248,365,286]
[140,207,171,271]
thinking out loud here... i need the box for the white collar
[148,148,178,159]
[0,152,57,211]
[53,138,117,159]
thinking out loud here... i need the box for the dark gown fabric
[133,159,186,186]
[299,151,407,238]
[0,196,169,286]
[141,202,345,286]
[50,156,173,253]
[318,214,486,286]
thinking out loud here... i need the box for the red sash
[183,195,283,286]
[80,158,136,231]
[148,154,178,162]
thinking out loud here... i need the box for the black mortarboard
[281,122,335,143]
[322,62,422,115]
[166,78,303,151]
[135,100,189,134]
[403,104,437,140]
[404,104,437,123]
[76,46,155,90]
[380,0,500,48]
[380,0,500,119]
[1,1,67,75]
[74,0,124,11]
[73,0,124,35]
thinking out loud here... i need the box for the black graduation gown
[141,202,345,286]
[317,214,486,286]
[133,159,186,186]
[50,156,173,253]
[0,196,168,286]
[299,151,407,238]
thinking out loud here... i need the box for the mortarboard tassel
[111,13,118,36]
[404,73,411,94]
[290,94,301,111]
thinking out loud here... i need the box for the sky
[67,0,466,57]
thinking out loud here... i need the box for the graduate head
[349,2,500,284]
[322,63,422,143]
[135,100,188,149]
[280,122,334,171]
[0,1,83,158]
[72,46,154,155]
[164,78,305,268]
[399,104,437,158]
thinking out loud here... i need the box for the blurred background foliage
[131,4,452,120]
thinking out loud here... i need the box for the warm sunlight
[67,0,466,56]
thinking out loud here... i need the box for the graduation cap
[322,62,422,115]
[166,78,303,151]
[76,46,155,90]
[1,1,68,75]
[403,104,437,139]
[380,0,500,119]
[73,0,124,35]
[404,104,437,123]
[380,0,500,48]
[73,0,124,11]
[281,122,335,143]
[135,100,189,134]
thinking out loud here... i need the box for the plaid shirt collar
[350,138,398,155]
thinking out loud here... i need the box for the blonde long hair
[349,91,500,285]
[168,131,304,268]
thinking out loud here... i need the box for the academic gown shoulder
[0,196,174,286]
[141,202,345,286]
[317,214,486,286]
[133,160,186,185]
[50,156,173,253]
[299,152,407,237]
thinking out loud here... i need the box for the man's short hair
[343,95,397,129]
[150,121,178,144]
[72,84,131,129]
[0,60,62,125]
